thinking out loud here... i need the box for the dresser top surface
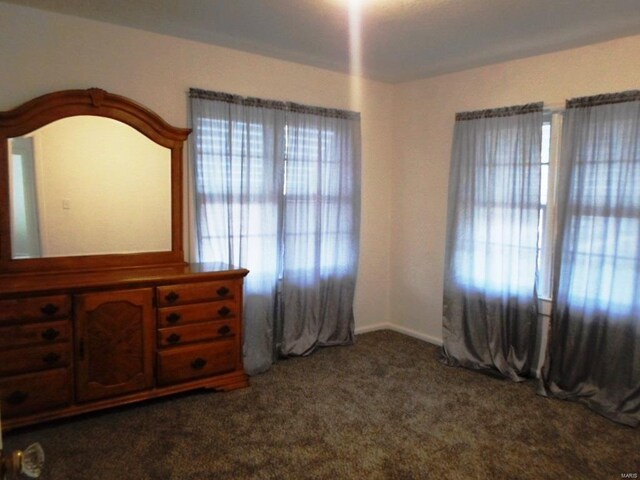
[0,262,249,298]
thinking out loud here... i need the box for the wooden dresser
[0,263,249,430]
[0,89,251,431]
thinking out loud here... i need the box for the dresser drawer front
[0,295,71,325]
[158,319,236,348]
[0,343,71,376]
[157,281,237,307]
[0,369,72,418]
[157,340,236,385]
[157,301,237,328]
[0,320,70,349]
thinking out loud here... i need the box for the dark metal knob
[167,333,181,344]
[191,358,207,370]
[41,328,60,341]
[166,313,181,324]
[218,306,231,317]
[7,390,28,405]
[218,325,232,336]
[43,352,61,364]
[165,291,179,303]
[216,286,230,297]
[40,303,59,316]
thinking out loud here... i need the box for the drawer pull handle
[218,306,231,317]
[41,328,60,341]
[167,333,181,344]
[165,291,180,303]
[216,286,230,297]
[43,352,61,364]
[40,303,60,316]
[166,313,181,324]
[191,358,207,370]
[218,325,232,336]
[7,391,28,405]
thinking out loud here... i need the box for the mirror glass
[9,116,172,259]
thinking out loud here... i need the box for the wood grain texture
[74,288,154,402]
[0,265,249,430]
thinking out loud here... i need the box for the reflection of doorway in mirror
[9,136,42,258]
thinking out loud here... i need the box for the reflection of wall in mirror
[15,116,172,258]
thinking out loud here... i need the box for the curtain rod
[566,90,640,109]
[188,88,360,120]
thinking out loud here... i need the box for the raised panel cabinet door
[74,288,154,402]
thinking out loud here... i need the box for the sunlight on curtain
[190,94,284,375]
[540,91,640,427]
[442,103,543,381]
[280,111,361,356]
[190,89,361,372]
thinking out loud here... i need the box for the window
[536,113,560,300]
[535,108,638,313]
[194,116,279,282]
[559,111,640,315]
[283,125,355,276]
[449,113,542,298]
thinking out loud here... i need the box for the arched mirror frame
[0,88,191,274]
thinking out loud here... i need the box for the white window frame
[537,111,562,306]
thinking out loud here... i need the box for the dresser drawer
[157,301,237,328]
[0,343,71,376]
[0,369,72,418]
[156,280,237,307]
[0,320,70,349]
[157,319,236,348]
[0,295,71,325]
[157,340,236,385]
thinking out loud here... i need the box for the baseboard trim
[355,323,443,347]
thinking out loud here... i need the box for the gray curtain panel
[189,89,360,373]
[442,103,543,381]
[279,109,361,356]
[539,91,640,427]
[190,90,284,375]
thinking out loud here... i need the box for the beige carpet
[4,330,639,479]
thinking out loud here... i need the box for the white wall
[0,2,394,332]
[392,34,640,344]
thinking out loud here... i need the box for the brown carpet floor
[4,330,639,479]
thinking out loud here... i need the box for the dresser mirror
[0,88,191,273]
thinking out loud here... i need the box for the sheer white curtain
[540,91,640,427]
[189,89,361,373]
[442,103,543,381]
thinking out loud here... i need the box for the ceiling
[5,0,640,83]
